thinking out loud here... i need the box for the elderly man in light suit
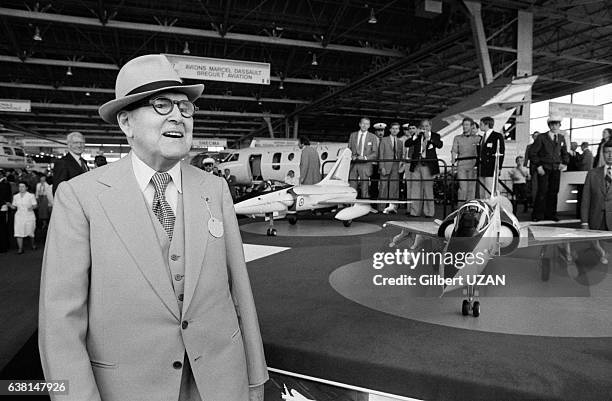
[348,117,379,198]
[39,54,268,401]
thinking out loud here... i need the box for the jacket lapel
[96,154,181,321]
[181,163,209,314]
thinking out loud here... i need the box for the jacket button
[173,361,182,369]
[174,274,183,281]
[170,254,180,261]
[182,321,188,329]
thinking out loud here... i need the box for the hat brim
[98,83,204,124]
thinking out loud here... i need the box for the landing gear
[461,285,480,317]
[265,213,278,236]
[343,220,352,227]
[287,214,298,225]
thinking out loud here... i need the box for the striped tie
[151,172,175,240]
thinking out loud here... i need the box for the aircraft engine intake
[498,222,520,255]
[437,220,455,240]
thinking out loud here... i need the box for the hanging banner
[0,99,31,112]
[165,54,270,85]
[191,138,227,148]
[549,102,604,120]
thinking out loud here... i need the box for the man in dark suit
[348,117,379,198]
[577,142,593,171]
[52,131,89,196]
[223,168,237,200]
[477,116,505,197]
[378,122,403,213]
[524,131,540,207]
[0,169,12,252]
[404,119,443,217]
[580,140,612,264]
[529,116,570,221]
[298,135,321,185]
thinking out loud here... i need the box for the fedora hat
[99,54,204,123]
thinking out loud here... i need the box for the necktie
[607,167,612,190]
[358,133,364,156]
[392,137,396,157]
[151,172,175,240]
[80,158,89,172]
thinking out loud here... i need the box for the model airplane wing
[520,225,612,248]
[319,198,410,205]
[383,220,440,237]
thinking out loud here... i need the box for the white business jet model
[384,152,612,317]
[234,148,408,235]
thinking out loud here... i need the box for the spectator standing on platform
[201,157,215,174]
[94,154,108,168]
[0,170,12,253]
[52,132,88,196]
[593,128,612,168]
[400,123,417,210]
[11,181,37,254]
[508,156,530,213]
[451,117,480,203]
[525,131,540,208]
[35,175,53,231]
[298,136,321,185]
[223,168,237,200]
[371,123,386,200]
[529,116,569,222]
[404,119,442,217]
[577,142,593,171]
[477,116,505,197]
[580,140,612,264]
[378,122,402,214]
[348,117,379,198]
[567,142,580,171]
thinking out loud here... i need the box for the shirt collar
[131,152,182,194]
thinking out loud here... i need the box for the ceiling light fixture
[368,8,377,24]
[183,41,191,55]
[311,53,318,66]
[33,26,42,41]
[66,66,73,76]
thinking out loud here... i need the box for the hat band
[125,80,184,96]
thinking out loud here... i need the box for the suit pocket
[90,359,117,369]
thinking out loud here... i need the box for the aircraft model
[234,148,409,236]
[384,151,612,317]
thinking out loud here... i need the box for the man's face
[604,147,612,165]
[549,122,561,132]
[462,121,472,134]
[120,92,193,170]
[224,169,230,176]
[203,163,213,172]
[67,134,86,155]
[409,126,417,135]
[390,125,399,136]
[479,121,488,132]
[516,157,524,166]
[359,119,370,131]
[570,142,578,151]
[375,129,384,138]
[420,121,431,132]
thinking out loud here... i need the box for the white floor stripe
[243,243,290,262]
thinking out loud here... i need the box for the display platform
[240,219,382,237]
[241,213,612,401]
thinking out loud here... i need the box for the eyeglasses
[133,97,198,118]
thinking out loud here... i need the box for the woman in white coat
[11,181,37,254]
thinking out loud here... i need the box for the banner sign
[0,99,31,112]
[549,102,604,120]
[192,138,227,148]
[166,54,270,85]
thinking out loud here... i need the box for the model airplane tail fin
[318,148,352,186]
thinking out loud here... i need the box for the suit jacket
[39,154,268,401]
[378,135,403,173]
[581,166,612,230]
[404,131,443,175]
[348,131,379,174]
[529,131,569,171]
[299,145,322,185]
[577,149,594,171]
[478,131,505,177]
[52,153,88,196]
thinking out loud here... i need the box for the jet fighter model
[384,152,612,317]
[234,148,409,236]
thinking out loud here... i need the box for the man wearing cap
[52,131,88,196]
[451,117,481,204]
[348,118,379,198]
[378,122,402,213]
[201,157,216,174]
[477,116,505,197]
[528,116,569,221]
[39,55,268,401]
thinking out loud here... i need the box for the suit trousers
[457,167,476,203]
[378,164,399,210]
[529,167,538,204]
[0,211,9,252]
[533,168,561,220]
[410,164,434,217]
[349,163,371,199]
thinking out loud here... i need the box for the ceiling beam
[488,45,612,66]
[0,7,403,57]
[0,55,347,87]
